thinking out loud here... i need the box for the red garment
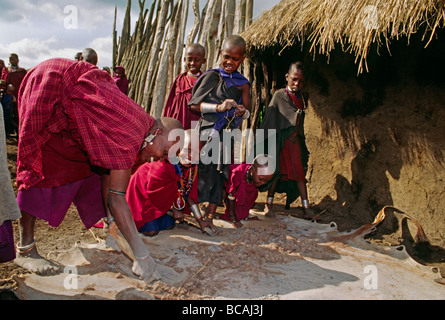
[113,66,129,95]
[0,67,7,81]
[2,67,27,98]
[162,72,201,130]
[286,88,305,111]
[280,134,305,182]
[126,160,180,230]
[280,88,306,182]
[17,58,154,190]
[222,163,258,221]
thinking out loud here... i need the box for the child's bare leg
[205,203,218,227]
[297,181,316,219]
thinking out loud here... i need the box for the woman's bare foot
[15,243,59,275]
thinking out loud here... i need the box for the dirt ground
[1,133,444,299]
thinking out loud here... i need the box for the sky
[0,0,279,70]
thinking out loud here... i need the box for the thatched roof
[242,0,445,73]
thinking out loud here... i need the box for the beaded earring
[140,128,160,150]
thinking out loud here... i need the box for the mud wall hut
[241,0,445,249]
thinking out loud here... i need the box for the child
[222,154,275,228]
[126,129,213,237]
[188,35,251,227]
[170,129,215,234]
[163,44,206,130]
[259,61,316,220]
[126,158,180,237]
[1,84,18,138]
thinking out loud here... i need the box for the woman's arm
[107,169,156,281]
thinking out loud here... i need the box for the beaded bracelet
[109,189,126,196]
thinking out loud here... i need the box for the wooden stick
[108,222,135,261]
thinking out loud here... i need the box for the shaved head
[222,35,247,55]
[157,117,184,132]
[186,43,206,58]
[82,48,98,66]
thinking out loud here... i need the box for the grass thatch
[242,0,445,73]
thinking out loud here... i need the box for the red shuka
[17,58,154,190]
[126,160,180,230]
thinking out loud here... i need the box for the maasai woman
[15,57,183,281]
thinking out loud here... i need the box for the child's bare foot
[303,206,319,221]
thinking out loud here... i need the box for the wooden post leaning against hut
[186,0,201,45]
[133,0,160,105]
[173,0,189,77]
[207,0,223,70]
[117,0,132,67]
[112,6,118,69]
[142,0,171,113]
[212,0,237,68]
[151,0,188,118]
[238,0,253,162]
[198,0,219,69]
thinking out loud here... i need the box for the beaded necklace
[173,164,198,210]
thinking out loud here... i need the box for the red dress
[280,88,306,182]
[17,58,154,190]
[162,72,201,130]
[222,164,258,221]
